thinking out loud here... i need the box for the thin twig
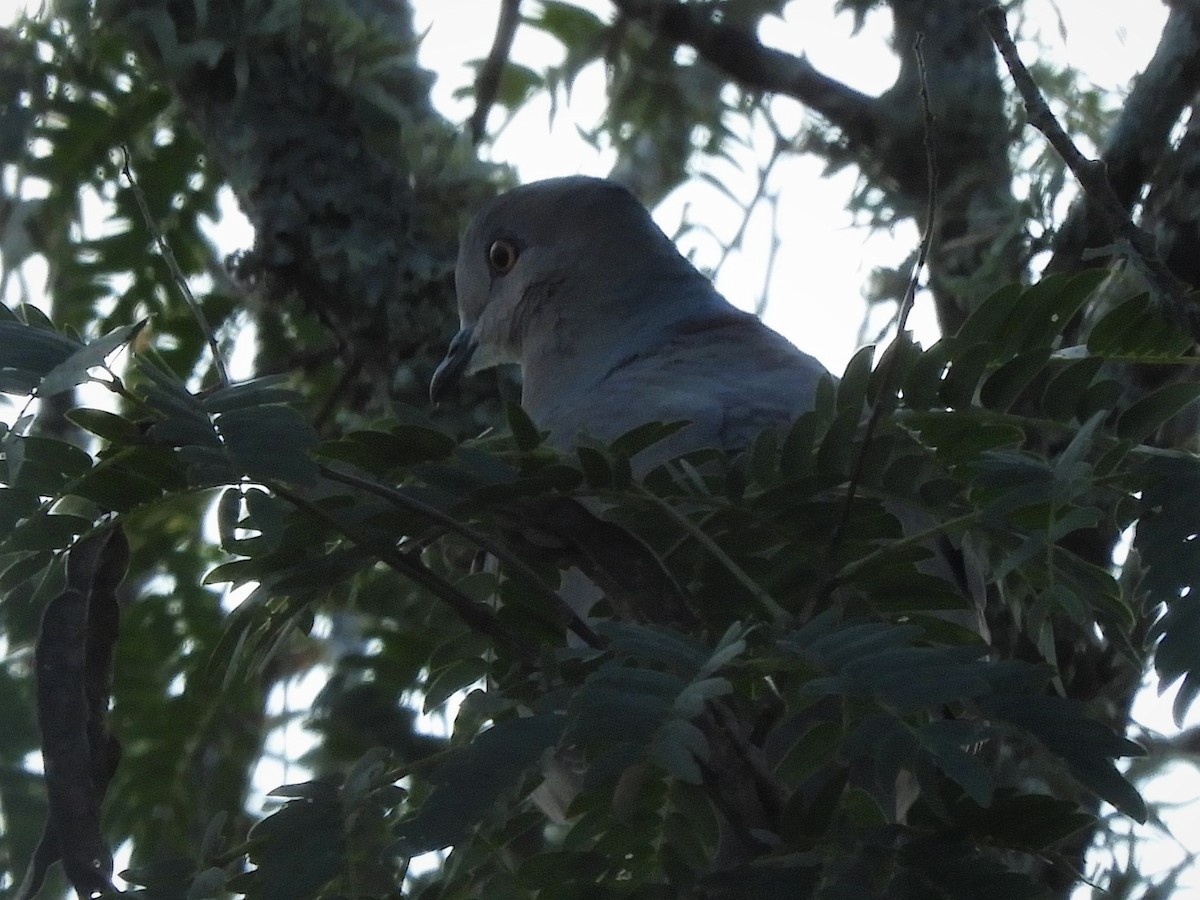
[272,483,540,665]
[119,146,231,387]
[981,5,1200,343]
[469,0,522,145]
[318,463,607,649]
[820,33,939,596]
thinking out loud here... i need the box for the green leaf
[38,322,145,396]
[979,349,1051,412]
[953,283,1022,350]
[1002,270,1103,354]
[1040,357,1103,420]
[815,408,859,478]
[773,720,842,786]
[495,62,543,109]
[317,426,454,473]
[568,664,683,746]
[1116,381,1200,441]
[0,550,51,593]
[954,791,1093,852]
[199,374,299,413]
[1053,410,1105,481]
[650,718,709,783]
[147,412,221,449]
[869,331,920,406]
[837,344,874,413]
[939,343,993,409]
[779,412,818,477]
[2,513,94,552]
[394,715,565,853]
[673,677,732,717]
[217,405,319,486]
[576,444,612,487]
[528,0,606,48]
[0,321,81,391]
[979,686,1146,822]
[245,792,343,900]
[1087,292,1195,358]
[424,657,489,712]
[505,402,543,451]
[917,719,994,807]
[908,412,1024,465]
[609,420,690,459]
[1076,376,1124,421]
[901,338,955,410]
[67,408,144,444]
[598,621,708,675]
[3,435,92,495]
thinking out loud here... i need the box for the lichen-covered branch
[106,0,500,429]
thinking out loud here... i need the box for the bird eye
[488,239,519,275]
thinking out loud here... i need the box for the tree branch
[608,0,880,150]
[121,147,231,389]
[983,5,1200,344]
[469,0,522,145]
[1046,1,1200,279]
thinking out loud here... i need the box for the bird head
[430,176,695,404]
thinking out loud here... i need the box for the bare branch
[983,5,1200,344]
[469,0,522,145]
[1047,1,1200,278]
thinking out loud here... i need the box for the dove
[430,176,829,464]
[431,177,986,827]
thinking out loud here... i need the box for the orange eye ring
[488,239,519,274]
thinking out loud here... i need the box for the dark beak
[430,325,477,405]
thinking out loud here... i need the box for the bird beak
[430,325,478,405]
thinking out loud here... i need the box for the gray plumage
[431,176,829,461]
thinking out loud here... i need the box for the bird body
[431,176,829,462]
[433,174,985,629]
[430,176,985,828]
